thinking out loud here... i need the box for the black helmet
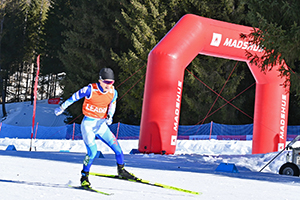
[99,68,114,80]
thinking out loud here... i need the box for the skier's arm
[106,90,118,125]
[107,90,118,117]
[55,85,91,116]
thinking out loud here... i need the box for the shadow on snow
[1,150,300,186]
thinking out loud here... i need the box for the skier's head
[99,68,114,92]
[99,68,114,85]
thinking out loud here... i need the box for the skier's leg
[96,123,136,179]
[80,117,98,186]
[82,143,98,172]
[96,122,124,164]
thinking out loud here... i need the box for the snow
[1,100,300,199]
[3,100,66,127]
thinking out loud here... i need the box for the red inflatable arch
[138,14,290,155]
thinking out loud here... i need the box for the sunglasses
[101,79,115,85]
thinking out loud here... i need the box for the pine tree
[0,0,50,103]
[54,0,254,125]
[111,0,171,124]
[59,0,126,123]
[245,0,300,124]
[42,0,69,75]
[112,0,251,125]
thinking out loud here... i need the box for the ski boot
[80,170,91,187]
[117,164,137,180]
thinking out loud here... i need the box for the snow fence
[0,122,299,141]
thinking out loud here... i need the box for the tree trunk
[53,74,57,97]
[25,63,29,101]
[0,3,6,117]
[31,63,35,105]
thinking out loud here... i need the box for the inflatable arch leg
[138,14,290,155]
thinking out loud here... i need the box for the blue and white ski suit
[60,82,124,172]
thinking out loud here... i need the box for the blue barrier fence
[0,122,299,141]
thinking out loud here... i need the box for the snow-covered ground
[1,100,300,200]
[2,99,66,127]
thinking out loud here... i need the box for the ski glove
[55,106,65,116]
[106,114,113,125]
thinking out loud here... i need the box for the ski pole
[259,135,300,172]
[259,148,285,172]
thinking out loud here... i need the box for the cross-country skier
[54,68,136,187]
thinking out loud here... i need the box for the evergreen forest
[1,0,300,126]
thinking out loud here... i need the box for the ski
[68,185,113,195]
[90,172,201,195]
